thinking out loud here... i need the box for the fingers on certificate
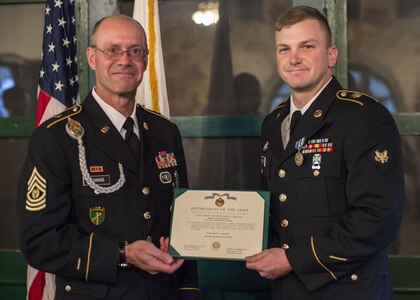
[125,239,184,274]
[245,248,292,279]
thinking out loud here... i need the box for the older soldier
[18,15,199,300]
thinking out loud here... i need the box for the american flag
[28,1,79,299]
[36,0,79,126]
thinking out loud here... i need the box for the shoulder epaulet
[270,102,285,117]
[276,103,286,109]
[46,105,82,128]
[336,90,379,106]
[272,102,286,112]
[138,104,173,123]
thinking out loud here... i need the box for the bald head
[86,14,149,113]
[90,15,148,49]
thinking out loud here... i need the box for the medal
[66,118,84,139]
[294,137,306,166]
[295,152,304,166]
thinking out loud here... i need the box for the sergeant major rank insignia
[26,166,47,212]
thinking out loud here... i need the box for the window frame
[0,0,419,138]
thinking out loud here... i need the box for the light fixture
[192,1,219,26]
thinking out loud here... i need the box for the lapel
[136,105,159,185]
[273,77,342,166]
[266,101,289,160]
[82,95,140,176]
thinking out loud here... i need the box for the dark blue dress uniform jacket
[17,94,199,299]
[260,77,404,300]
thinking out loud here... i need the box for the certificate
[168,189,270,260]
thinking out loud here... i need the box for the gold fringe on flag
[148,0,160,113]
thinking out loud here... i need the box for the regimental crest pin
[100,126,110,134]
[66,118,84,139]
[26,167,47,212]
[90,207,105,225]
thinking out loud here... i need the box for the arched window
[349,67,397,113]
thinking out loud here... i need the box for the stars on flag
[54,0,63,9]
[38,0,79,109]
[58,17,66,28]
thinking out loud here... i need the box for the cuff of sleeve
[85,234,119,283]
[179,288,200,300]
[286,236,335,291]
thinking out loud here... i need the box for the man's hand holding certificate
[168,189,270,260]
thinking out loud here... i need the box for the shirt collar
[290,76,333,115]
[92,87,139,138]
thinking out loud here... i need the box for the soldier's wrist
[117,241,132,269]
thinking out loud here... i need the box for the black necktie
[123,117,140,161]
[290,110,302,134]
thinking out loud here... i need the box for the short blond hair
[275,6,332,46]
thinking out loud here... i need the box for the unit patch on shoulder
[90,207,105,225]
[26,167,47,212]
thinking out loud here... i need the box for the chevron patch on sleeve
[26,167,47,212]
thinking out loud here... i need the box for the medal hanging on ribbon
[294,137,306,166]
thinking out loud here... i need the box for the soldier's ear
[327,45,338,68]
[86,47,96,71]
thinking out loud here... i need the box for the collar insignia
[100,126,110,133]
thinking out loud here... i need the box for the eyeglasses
[91,46,149,61]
